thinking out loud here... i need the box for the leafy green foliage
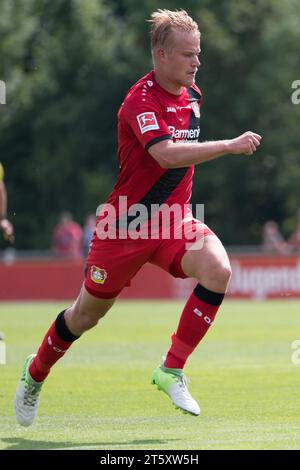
[0,0,299,247]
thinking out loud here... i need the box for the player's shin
[29,310,80,382]
[164,283,225,369]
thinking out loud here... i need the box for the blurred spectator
[82,213,96,257]
[52,212,83,259]
[262,221,290,254]
[289,209,300,252]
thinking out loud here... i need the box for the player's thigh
[181,234,231,280]
[150,217,213,277]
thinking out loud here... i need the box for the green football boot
[151,365,200,416]
[14,354,44,426]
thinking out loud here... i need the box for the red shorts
[84,211,214,299]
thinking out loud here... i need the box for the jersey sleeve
[121,90,172,150]
[0,162,4,183]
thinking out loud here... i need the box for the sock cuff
[169,333,195,362]
[55,310,79,342]
[194,283,225,306]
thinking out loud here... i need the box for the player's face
[164,30,201,89]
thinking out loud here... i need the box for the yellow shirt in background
[0,162,4,183]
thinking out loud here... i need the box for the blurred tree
[0,0,300,248]
[190,0,300,244]
[118,0,300,244]
[0,0,136,248]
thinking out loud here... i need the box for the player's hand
[0,218,15,243]
[229,131,262,156]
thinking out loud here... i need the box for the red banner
[0,255,300,300]
[228,255,300,299]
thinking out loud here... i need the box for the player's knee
[212,260,232,286]
[195,257,231,289]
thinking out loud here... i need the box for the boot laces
[24,383,40,407]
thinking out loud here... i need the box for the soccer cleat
[151,365,200,416]
[14,353,44,426]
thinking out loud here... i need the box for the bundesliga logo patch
[137,112,159,134]
[90,265,107,284]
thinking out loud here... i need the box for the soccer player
[0,161,14,243]
[14,9,261,426]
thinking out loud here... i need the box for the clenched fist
[229,131,262,156]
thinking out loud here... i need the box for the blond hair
[148,9,200,52]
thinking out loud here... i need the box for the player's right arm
[148,131,262,169]
[0,162,7,217]
[121,83,261,169]
[0,162,15,243]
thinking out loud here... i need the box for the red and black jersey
[106,70,202,215]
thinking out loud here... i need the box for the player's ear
[156,48,168,64]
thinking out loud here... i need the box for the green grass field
[0,300,300,450]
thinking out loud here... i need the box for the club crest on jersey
[137,112,159,134]
[90,265,107,284]
[190,101,200,118]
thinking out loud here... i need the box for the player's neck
[153,70,183,96]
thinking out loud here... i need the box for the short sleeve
[121,91,172,150]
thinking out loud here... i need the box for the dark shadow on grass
[2,437,177,450]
